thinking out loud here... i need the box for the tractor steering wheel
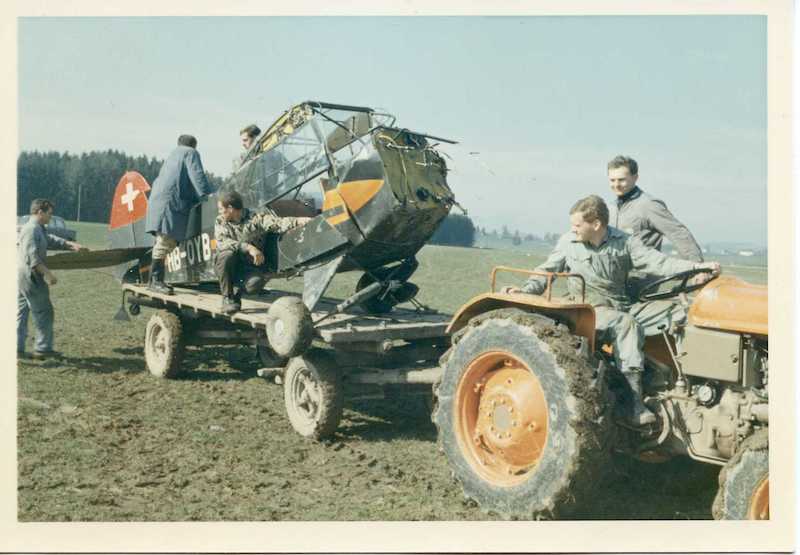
[637,267,716,302]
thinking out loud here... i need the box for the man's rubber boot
[148,259,174,296]
[221,295,241,315]
[243,273,267,294]
[623,369,657,426]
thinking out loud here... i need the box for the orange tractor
[432,266,768,519]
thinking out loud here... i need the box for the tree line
[17,150,225,222]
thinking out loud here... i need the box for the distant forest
[17,150,225,223]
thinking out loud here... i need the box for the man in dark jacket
[145,134,217,294]
[608,155,704,297]
[214,191,310,314]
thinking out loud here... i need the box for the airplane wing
[46,247,151,270]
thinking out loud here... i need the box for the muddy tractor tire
[283,350,344,440]
[433,308,613,519]
[712,429,769,520]
[144,310,185,379]
[266,296,313,358]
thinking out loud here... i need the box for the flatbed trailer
[122,283,450,439]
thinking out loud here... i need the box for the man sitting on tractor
[214,191,311,314]
[505,194,720,426]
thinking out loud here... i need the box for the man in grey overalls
[145,134,217,295]
[17,198,84,359]
[607,155,704,297]
[506,195,720,425]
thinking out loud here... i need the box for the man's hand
[246,244,265,266]
[691,262,721,285]
[66,241,87,252]
[501,286,522,295]
[44,270,58,286]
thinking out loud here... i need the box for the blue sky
[18,16,767,245]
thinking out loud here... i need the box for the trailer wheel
[266,296,313,358]
[144,310,185,379]
[256,342,287,368]
[712,429,769,520]
[433,308,612,519]
[283,351,343,440]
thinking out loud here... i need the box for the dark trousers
[214,249,259,298]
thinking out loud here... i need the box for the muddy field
[17,223,766,521]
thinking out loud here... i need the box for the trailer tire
[284,351,343,440]
[256,342,287,368]
[433,308,613,519]
[266,296,313,358]
[712,429,769,520]
[144,310,185,379]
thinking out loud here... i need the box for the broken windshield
[231,102,394,208]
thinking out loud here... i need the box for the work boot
[31,350,62,360]
[148,259,174,295]
[221,295,241,315]
[243,273,267,294]
[622,369,657,426]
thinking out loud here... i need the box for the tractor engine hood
[688,276,767,336]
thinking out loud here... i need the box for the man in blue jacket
[145,134,217,294]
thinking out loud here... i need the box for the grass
[17,221,767,521]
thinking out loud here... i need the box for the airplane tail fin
[108,171,154,281]
[41,172,154,282]
[109,171,150,236]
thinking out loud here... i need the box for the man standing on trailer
[214,191,310,314]
[17,198,85,359]
[505,195,719,426]
[145,134,217,295]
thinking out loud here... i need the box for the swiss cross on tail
[109,171,150,230]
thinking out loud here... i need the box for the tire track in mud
[18,352,718,521]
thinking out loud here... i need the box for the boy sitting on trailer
[214,191,311,315]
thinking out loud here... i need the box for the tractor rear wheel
[712,429,769,520]
[433,308,612,519]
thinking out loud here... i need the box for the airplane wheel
[144,310,185,379]
[266,296,313,358]
[355,274,395,313]
[283,351,343,440]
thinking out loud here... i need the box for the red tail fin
[109,171,150,230]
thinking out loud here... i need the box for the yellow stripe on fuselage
[338,179,384,213]
[322,189,349,226]
[322,179,384,227]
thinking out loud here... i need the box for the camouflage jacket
[214,208,305,255]
[613,187,703,263]
[521,226,696,309]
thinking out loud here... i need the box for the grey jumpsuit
[521,226,695,372]
[613,186,703,298]
[17,218,68,353]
